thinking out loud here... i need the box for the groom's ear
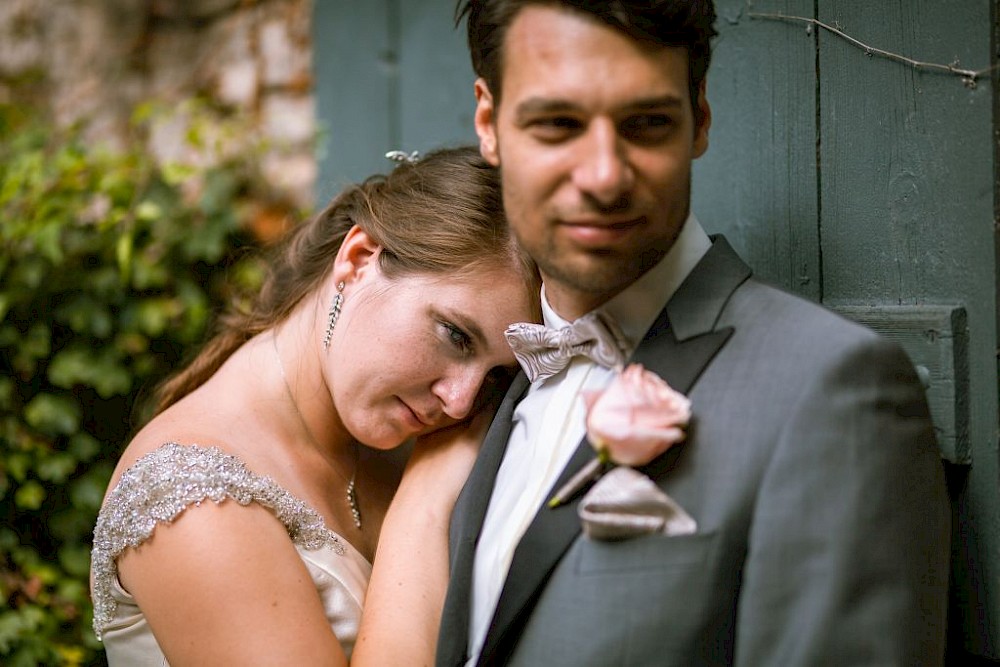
[474,78,500,166]
[333,225,380,285]
[692,79,712,159]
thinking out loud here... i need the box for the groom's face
[474,5,711,320]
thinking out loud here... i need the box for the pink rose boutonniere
[549,364,692,508]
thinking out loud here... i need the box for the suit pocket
[574,530,718,575]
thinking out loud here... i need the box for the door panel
[313,1,1000,657]
[313,0,474,201]
[692,0,819,300]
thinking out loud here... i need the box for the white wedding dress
[90,443,371,665]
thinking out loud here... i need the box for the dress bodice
[91,443,371,665]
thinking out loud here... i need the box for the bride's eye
[442,322,473,354]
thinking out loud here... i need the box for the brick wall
[0,0,316,210]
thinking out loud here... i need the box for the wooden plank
[817,1,997,659]
[313,0,476,198]
[834,305,970,463]
[692,0,819,299]
[818,0,993,306]
[398,0,478,152]
[312,0,394,199]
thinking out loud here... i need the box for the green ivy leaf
[34,222,64,264]
[37,453,77,483]
[175,278,210,340]
[0,528,18,552]
[183,215,232,262]
[22,561,59,585]
[67,432,101,462]
[116,230,133,282]
[135,297,181,337]
[48,507,96,543]
[54,296,113,338]
[48,347,132,397]
[56,643,87,666]
[11,323,50,376]
[135,200,162,222]
[131,253,170,289]
[0,606,46,653]
[0,324,20,346]
[14,480,46,510]
[69,468,111,512]
[161,161,196,186]
[5,453,31,482]
[10,256,47,290]
[0,98,272,663]
[55,577,87,604]
[57,545,91,579]
[23,393,80,435]
[0,376,13,409]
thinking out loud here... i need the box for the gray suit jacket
[436,237,950,666]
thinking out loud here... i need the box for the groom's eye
[621,114,674,142]
[529,116,582,141]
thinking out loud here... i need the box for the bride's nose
[433,367,482,421]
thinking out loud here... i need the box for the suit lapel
[477,237,751,666]
[436,373,530,667]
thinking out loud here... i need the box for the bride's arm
[116,497,349,666]
[351,409,491,666]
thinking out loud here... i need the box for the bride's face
[327,264,534,449]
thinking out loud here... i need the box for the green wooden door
[314,0,1000,658]
[313,0,476,202]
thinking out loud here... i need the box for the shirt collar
[540,212,711,354]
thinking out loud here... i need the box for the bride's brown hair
[151,145,538,414]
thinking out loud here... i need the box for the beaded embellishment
[90,443,346,639]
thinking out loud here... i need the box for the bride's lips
[398,399,431,430]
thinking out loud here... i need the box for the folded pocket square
[579,467,697,541]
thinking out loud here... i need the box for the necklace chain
[271,333,362,530]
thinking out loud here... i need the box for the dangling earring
[322,281,345,351]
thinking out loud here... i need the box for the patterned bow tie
[505,311,629,382]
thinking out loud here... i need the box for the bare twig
[749,11,997,88]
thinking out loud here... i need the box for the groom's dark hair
[455,0,717,116]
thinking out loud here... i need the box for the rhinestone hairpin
[385,150,421,164]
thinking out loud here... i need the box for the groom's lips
[561,216,644,247]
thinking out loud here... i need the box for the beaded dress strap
[90,442,345,638]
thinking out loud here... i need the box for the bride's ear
[333,225,381,285]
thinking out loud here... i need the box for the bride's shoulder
[99,442,342,552]
[111,442,252,503]
[94,442,264,560]
[107,394,259,490]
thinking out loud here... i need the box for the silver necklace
[271,333,361,530]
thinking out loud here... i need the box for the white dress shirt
[466,214,712,664]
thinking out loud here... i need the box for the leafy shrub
[0,101,272,665]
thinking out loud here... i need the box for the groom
[437,1,950,665]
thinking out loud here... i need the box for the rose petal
[586,364,691,467]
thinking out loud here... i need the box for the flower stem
[548,457,605,508]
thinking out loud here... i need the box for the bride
[90,146,540,665]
